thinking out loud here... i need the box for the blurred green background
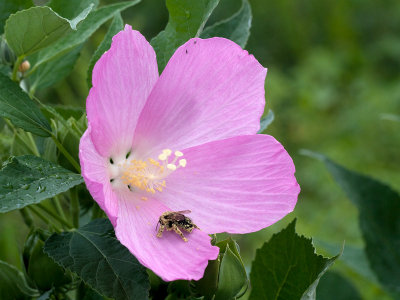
[1,0,400,299]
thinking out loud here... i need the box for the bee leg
[157,224,165,238]
[172,224,188,242]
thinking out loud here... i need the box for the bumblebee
[156,210,199,242]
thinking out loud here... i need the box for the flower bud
[18,60,31,73]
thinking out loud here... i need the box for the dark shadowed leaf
[0,73,51,136]
[303,150,400,296]
[150,0,219,72]
[249,220,340,300]
[258,110,274,133]
[44,218,150,300]
[201,0,251,48]
[29,0,140,75]
[87,13,124,87]
[48,0,99,19]
[317,271,362,300]
[5,5,92,57]
[0,155,83,213]
[0,260,39,299]
[0,0,33,34]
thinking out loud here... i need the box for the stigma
[118,149,186,194]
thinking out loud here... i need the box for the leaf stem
[19,208,34,228]
[70,188,80,228]
[52,196,67,221]
[36,203,73,229]
[51,134,81,173]
[11,56,24,82]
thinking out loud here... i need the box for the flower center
[116,149,186,194]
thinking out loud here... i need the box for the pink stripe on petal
[79,129,118,225]
[87,25,159,158]
[159,134,300,234]
[133,37,267,157]
[115,194,219,281]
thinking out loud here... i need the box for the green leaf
[0,0,33,34]
[48,0,99,19]
[150,0,219,72]
[29,44,83,91]
[0,260,39,299]
[87,13,124,88]
[0,73,51,137]
[249,220,340,300]
[215,244,247,300]
[44,218,150,300]
[201,0,252,48]
[5,5,93,57]
[0,155,83,213]
[317,271,362,300]
[303,150,400,295]
[258,110,274,133]
[29,0,140,76]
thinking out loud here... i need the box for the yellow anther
[136,205,140,210]
[179,159,187,167]
[167,164,177,171]
[163,149,172,156]
[156,186,163,192]
[175,151,183,157]
[141,196,148,201]
[161,180,166,187]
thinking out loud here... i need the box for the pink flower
[79,25,300,281]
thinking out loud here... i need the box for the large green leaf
[48,0,99,19]
[44,218,150,300]
[0,260,39,299]
[305,151,400,296]
[29,0,140,76]
[150,0,219,72]
[258,110,274,133]
[201,0,251,48]
[0,73,51,137]
[0,155,83,213]
[5,5,93,57]
[0,0,33,34]
[87,13,124,87]
[316,271,362,300]
[249,220,339,300]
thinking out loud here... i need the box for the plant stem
[19,208,34,228]
[70,188,80,228]
[27,132,40,156]
[11,56,24,82]
[51,134,81,173]
[52,196,67,221]
[36,203,73,229]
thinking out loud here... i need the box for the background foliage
[0,0,399,299]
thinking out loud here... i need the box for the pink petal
[159,135,300,234]
[87,25,159,158]
[115,193,219,281]
[79,129,118,225]
[132,37,267,157]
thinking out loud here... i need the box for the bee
[156,210,199,242]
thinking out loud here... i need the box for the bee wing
[175,210,191,214]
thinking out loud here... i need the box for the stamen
[175,151,183,157]
[179,159,187,167]
[167,164,177,171]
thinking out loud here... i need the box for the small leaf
[150,0,220,72]
[30,44,83,91]
[5,5,92,57]
[303,150,400,295]
[258,110,274,133]
[317,271,362,300]
[0,155,83,213]
[0,73,51,137]
[44,218,150,300]
[30,0,141,75]
[201,0,252,48]
[87,13,124,87]
[249,220,340,300]
[215,244,247,300]
[0,260,39,299]
[48,0,99,19]
[0,0,33,34]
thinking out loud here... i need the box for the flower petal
[79,129,118,225]
[87,25,159,158]
[159,134,300,234]
[115,193,219,281]
[132,37,267,157]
